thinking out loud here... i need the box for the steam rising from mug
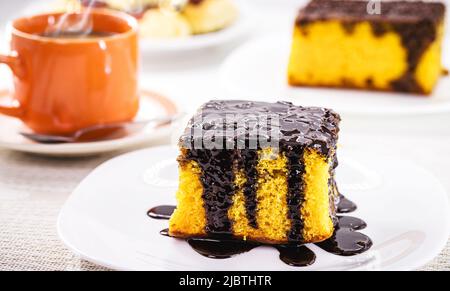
[44,0,96,37]
[44,0,156,37]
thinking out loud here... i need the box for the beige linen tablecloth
[0,148,448,271]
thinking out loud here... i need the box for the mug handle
[0,53,25,118]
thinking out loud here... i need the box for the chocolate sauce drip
[276,245,316,267]
[316,228,372,256]
[148,198,372,268]
[160,228,170,237]
[284,145,306,242]
[185,149,236,234]
[337,216,366,230]
[147,206,175,220]
[188,237,317,267]
[239,149,259,228]
[337,194,357,213]
[187,236,259,259]
[315,214,372,256]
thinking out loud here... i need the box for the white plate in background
[220,35,450,116]
[58,145,450,270]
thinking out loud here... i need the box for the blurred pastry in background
[182,0,238,34]
[288,0,447,95]
[50,0,82,12]
[139,8,192,38]
[71,0,238,38]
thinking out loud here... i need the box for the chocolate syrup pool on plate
[147,195,372,267]
[147,206,175,220]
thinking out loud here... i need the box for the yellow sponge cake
[288,0,446,95]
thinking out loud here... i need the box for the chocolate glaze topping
[178,100,340,241]
[148,195,373,267]
[295,0,446,94]
[297,0,445,25]
[180,100,341,157]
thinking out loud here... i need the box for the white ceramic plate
[58,145,450,270]
[220,35,450,116]
[20,0,252,54]
[0,90,178,157]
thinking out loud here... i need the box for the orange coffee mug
[0,9,139,135]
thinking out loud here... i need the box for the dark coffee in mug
[39,30,117,39]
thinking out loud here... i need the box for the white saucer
[0,90,178,157]
[58,145,450,270]
[220,35,450,116]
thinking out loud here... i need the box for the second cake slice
[288,0,446,94]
